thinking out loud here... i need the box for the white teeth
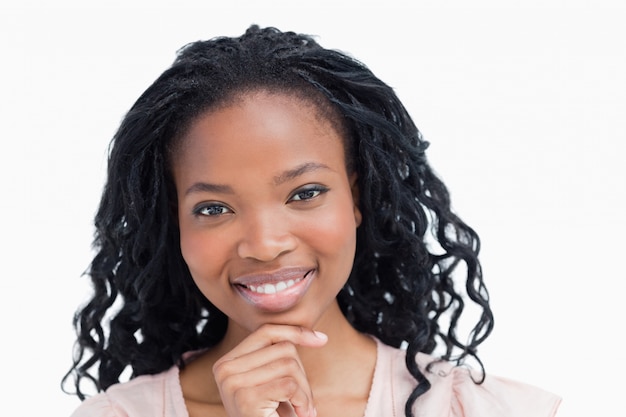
[247,277,302,294]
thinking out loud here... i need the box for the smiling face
[172,91,361,334]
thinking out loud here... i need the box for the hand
[213,324,328,417]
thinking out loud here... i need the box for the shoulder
[69,366,187,417]
[372,340,561,417]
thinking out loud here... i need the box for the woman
[64,25,560,417]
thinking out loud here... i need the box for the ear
[349,173,362,227]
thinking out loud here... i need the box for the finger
[218,324,327,363]
[233,377,314,417]
[215,341,306,383]
[288,394,316,417]
[219,355,311,401]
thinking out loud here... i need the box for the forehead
[172,91,348,184]
[176,89,346,155]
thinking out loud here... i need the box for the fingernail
[311,407,317,417]
[313,331,327,341]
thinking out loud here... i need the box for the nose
[236,210,297,262]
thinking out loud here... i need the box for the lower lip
[235,270,316,313]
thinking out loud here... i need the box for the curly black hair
[63,25,493,417]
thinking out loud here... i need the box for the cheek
[179,228,237,314]
[307,201,359,264]
[179,228,224,284]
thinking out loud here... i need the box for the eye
[289,185,329,202]
[193,203,233,217]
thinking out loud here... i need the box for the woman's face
[172,91,361,333]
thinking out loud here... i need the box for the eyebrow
[184,182,234,196]
[273,162,331,185]
[184,162,331,196]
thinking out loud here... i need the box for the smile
[247,277,303,294]
[233,268,316,312]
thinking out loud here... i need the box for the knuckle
[274,340,297,355]
[212,360,228,380]
[219,374,238,394]
[279,376,299,395]
[232,386,247,404]
[212,359,242,384]
[232,387,256,415]
[276,356,300,372]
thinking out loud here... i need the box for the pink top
[70,339,561,417]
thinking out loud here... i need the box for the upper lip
[232,267,314,287]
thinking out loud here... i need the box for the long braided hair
[63,25,493,417]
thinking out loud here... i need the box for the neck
[297,304,377,396]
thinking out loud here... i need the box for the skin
[173,91,377,417]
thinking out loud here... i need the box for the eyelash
[193,203,232,217]
[289,185,329,202]
[192,185,329,217]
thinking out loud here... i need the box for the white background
[1,1,624,416]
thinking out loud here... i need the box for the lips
[232,267,316,312]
